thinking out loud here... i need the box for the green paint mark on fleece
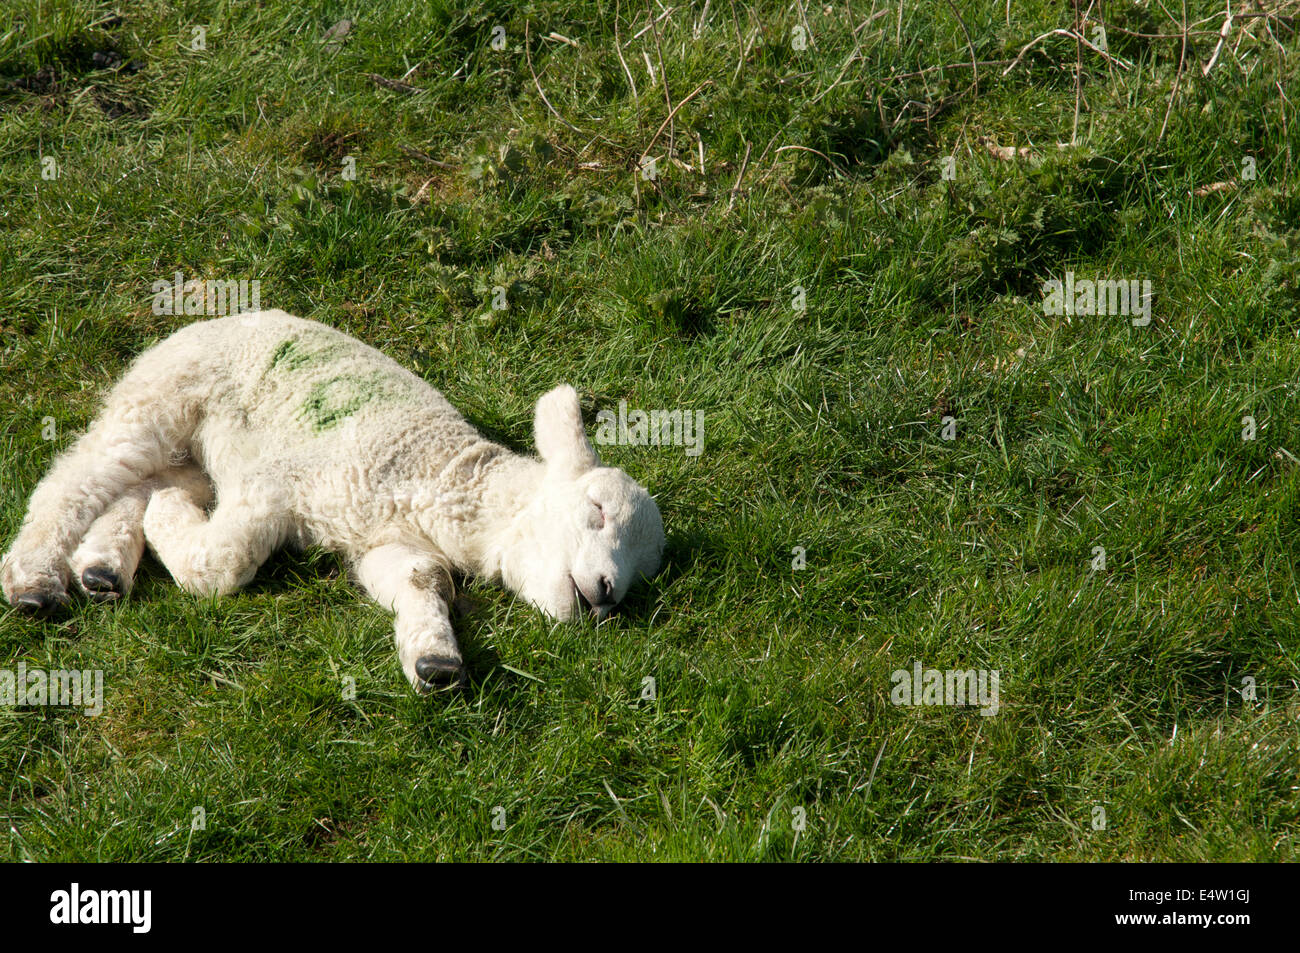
[266,335,416,434]
[297,372,412,433]
[268,337,345,373]
[268,339,307,372]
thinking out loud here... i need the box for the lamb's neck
[411,445,541,578]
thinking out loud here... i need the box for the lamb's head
[501,385,665,621]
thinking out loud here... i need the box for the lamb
[1,310,666,689]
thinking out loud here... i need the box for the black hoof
[416,654,465,689]
[12,590,64,616]
[81,566,123,601]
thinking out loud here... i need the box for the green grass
[1,0,1299,861]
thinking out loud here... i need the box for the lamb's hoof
[415,655,465,690]
[11,590,65,616]
[81,567,123,602]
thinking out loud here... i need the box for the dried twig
[1192,180,1238,196]
[806,9,892,109]
[1072,0,1085,144]
[363,72,422,94]
[771,144,844,178]
[885,58,1018,82]
[1001,28,1133,75]
[398,145,457,170]
[1202,9,1235,75]
[1157,0,1189,142]
[640,80,713,164]
[524,20,584,133]
[644,0,676,155]
[614,0,640,99]
[943,0,980,99]
[694,0,712,39]
[728,140,751,210]
[624,4,676,46]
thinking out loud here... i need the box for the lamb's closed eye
[589,500,606,530]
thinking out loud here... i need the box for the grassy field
[1,0,1298,861]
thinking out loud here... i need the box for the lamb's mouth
[571,576,612,621]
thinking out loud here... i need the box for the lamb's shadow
[126,525,701,692]
[628,526,706,620]
[132,545,345,601]
[443,593,503,684]
[446,530,697,684]
[246,546,348,596]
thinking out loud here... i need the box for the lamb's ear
[534,385,599,477]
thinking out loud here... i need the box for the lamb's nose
[595,576,613,605]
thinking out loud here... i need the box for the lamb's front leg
[353,543,465,690]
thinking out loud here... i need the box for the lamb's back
[117,311,490,527]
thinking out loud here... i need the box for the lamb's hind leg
[70,463,213,602]
[2,414,185,613]
[143,476,291,597]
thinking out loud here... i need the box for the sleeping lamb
[1,310,666,689]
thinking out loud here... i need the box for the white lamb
[1,310,666,689]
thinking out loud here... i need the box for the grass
[0,0,1298,861]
